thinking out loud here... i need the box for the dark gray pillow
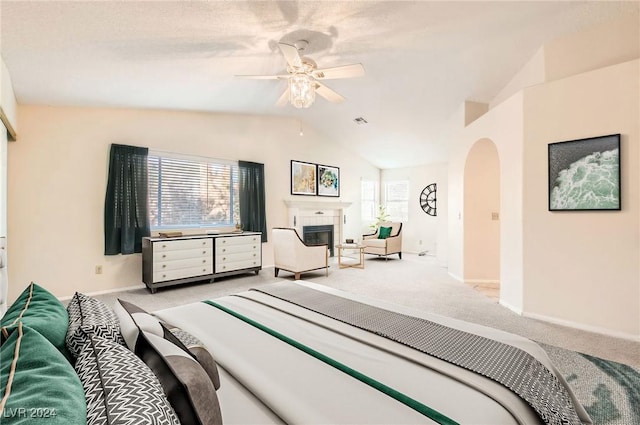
[166,325,221,390]
[114,299,223,425]
[75,333,180,425]
[66,292,125,359]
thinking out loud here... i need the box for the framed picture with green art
[548,134,620,211]
[317,164,340,197]
[291,160,317,196]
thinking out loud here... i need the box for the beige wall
[463,139,500,282]
[449,60,639,338]
[448,93,525,312]
[522,59,639,338]
[7,105,379,301]
[544,13,639,83]
[0,58,17,135]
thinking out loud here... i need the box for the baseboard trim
[57,284,146,302]
[464,279,499,285]
[523,311,640,342]
[499,299,523,315]
[448,272,463,282]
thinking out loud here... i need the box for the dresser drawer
[216,250,260,264]
[216,235,260,247]
[154,256,212,272]
[153,247,212,262]
[216,243,260,255]
[216,259,261,273]
[153,238,212,252]
[153,265,213,283]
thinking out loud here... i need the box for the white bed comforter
[153,281,591,425]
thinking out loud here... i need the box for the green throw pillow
[0,324,87,424]
[378,226,392,239]
[1,282,71,359]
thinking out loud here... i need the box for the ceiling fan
[236,40,365,108]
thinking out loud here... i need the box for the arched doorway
[463,138,501,300]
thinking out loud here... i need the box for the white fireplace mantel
[284,200,353,209]
[284,199,352,244]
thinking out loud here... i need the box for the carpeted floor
[93,253,640,424]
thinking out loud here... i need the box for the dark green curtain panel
[238,161,267,243]
[104,144,151,255]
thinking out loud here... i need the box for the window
[148,152,239,229]
[384,181,409,222]
[361,180,379,221]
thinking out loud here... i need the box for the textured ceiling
[1,1,637,168]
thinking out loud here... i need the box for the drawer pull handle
[162,274,166,278]
[162,264,166,268]
[202,250,206,254]
[202,260,206,263]
[162,244,166,248]
[253,253,256,257]
[203,268,206,272]
[222,248,226,252]
[253,246,256,249]
[223,257,226,261]
[222,240,226,243]
[203,241,206,245]
[162,254,166,259]
[223,266,226,269]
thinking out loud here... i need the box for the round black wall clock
[420,183,437,216]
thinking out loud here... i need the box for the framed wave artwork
[548,134,621,211]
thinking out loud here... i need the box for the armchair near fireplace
[361,222,403,260]
[272,227,329,280]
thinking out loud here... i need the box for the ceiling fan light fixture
[289,73,315,108]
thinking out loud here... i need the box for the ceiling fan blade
[276,87,290,106]
[278,42,302,69]
[235,74,288,80]
[313,63,365,80]
[315,82,345,103]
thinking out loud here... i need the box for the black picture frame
[290,160,317,196]
[548,134,620,211]
[317,164,340,197]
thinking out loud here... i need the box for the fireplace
[302,225,334,257]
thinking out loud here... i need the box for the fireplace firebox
[302,225,334,257]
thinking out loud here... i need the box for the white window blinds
[384,180,409,222]
[148,153,239,229]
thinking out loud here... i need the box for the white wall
[7,105,379,301]
[522,59,639,338]
[382,164,448,263]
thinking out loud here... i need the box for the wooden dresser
[142,232,261,293]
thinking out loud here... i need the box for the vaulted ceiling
[1,1,636,168]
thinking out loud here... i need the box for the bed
[153,281,592,425]
[0,281,592,425]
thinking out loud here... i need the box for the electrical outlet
[95,265,103,274]
[492,212,499,221]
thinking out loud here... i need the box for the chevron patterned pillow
[75,333,180,425]
[66,292,125,359]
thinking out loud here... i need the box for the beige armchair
[272,227,329,280]
[361,222,403,260]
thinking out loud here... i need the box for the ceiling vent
[354,117,368,125]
